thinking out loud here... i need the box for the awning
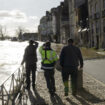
[82,28,87,32]
[78,29,82,32]
[78,28,89,32]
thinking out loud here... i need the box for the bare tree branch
[0,25,7,40]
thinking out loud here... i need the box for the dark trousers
[26,63,36,88]
[62,67,78,94]
[44,69,56,93]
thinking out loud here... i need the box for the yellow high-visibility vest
[39,46,58,64]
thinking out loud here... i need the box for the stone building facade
[68,0,89,46]
[88,0,105,48]
[38,11,53,41]
[68,0,77,39]
[38,0,105,49]
[60,0,70,44]
[51,7,61,43]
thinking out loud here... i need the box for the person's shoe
[50,92,56,97]
[32,85,35,90]
[64,92,68,96]
[26,86,30,90]
[53,87,56,93]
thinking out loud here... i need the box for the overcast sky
[0,0,63,36]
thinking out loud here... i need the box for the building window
[103,19,105,32]
[91,5,94,18]
[96,21,99,33]
[90,5,92,15]
[95,3,99,13]
[103,0,105,9]
[91,23,94,34]
[92,6,94,14]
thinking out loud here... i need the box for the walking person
[21,40,38,90]
[60,39,83,96]
[39,41,58,97]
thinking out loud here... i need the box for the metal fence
[0,66,28,105]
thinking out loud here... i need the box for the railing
[0,66,28,105]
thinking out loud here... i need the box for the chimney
[46,11,49,16]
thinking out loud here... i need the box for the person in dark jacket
[60,38,83,96]
[21,40,38,90]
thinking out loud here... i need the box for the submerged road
[84,59,105,84]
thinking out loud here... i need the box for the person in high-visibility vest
[39,41,58,97]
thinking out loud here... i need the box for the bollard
[77,69,83,89]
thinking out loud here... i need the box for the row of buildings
[38,0,105,49]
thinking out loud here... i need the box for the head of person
[29,40,34,45]
[68,38,74,45]
[45,41,51,48]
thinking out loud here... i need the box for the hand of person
[34,41,38,47]
[21,61,24,65]
[34,41,38,44]
[79,67,83,71]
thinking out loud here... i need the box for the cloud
[0,10,39,36]
[0,10,28,24]
[0,10,26,18]
[29,16,38,20]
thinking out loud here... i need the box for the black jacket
[22,43,38,65]
[60,44,83,68]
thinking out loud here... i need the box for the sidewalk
[26,43,105,105]
[26,69,105,105]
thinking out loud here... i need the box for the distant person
[39,41,58,97]
[21,40,38,90]
[60,39,83,96]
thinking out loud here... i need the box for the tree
[16,26,29,40]
[0,25,7,40]
[15,26,25,40]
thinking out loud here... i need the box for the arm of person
[21,48,27,65]
[21,59,25,65]
[59,47,65,67]
[78,48,83,68]
[39,43,45,54]
[34,41,39,48]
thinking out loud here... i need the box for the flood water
[0,40,43,85]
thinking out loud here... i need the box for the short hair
[29,40,34,45]
[45,41,51,47]
[68,38,74,44]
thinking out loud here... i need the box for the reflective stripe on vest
[42,50,54,63]
[41,66,54,70]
